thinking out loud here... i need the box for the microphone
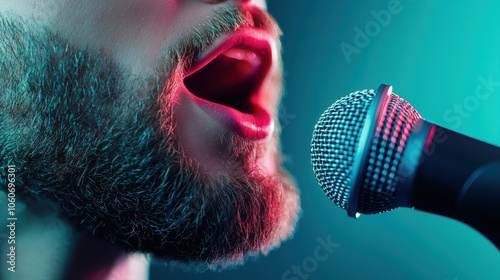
[310,84,500,249]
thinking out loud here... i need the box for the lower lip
[186,88,274,140]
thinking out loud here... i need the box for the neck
[0,192,150,280]
[62,234,150,280]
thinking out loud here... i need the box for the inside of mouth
[184,48,264,114]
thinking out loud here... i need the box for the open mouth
[181,28,276,140]
[184,47,267,114]
[184,28,274,115]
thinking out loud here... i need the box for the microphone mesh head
[310,89,376,210]
[311,89,422,214]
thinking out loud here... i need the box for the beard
[0,5,300,270]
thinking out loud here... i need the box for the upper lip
[186,27,276,78]
[182,27,278,140]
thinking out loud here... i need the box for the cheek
[48,2,176,53]
[0,0,56,22]
[47,0,217,75]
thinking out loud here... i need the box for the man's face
[0,0,300,269]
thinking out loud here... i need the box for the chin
[0,6,302,270]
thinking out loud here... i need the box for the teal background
[151,1,500,279]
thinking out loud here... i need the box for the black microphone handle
[397,119,500,249]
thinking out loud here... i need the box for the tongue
[184,48,264,113]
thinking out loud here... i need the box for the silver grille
[358,93,421,214]
[311,89,422,214]
[311,89,376,209]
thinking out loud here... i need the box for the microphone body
[403,120,500,249]
[311,84,500,250]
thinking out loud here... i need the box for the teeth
[221,48,262,67]
[219,48,263,78]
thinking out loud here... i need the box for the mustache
[160,5,281,73]
[239,4,282,38]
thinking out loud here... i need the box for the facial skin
[0,0,300,271]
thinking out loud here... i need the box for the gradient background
[151,1,500,279]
